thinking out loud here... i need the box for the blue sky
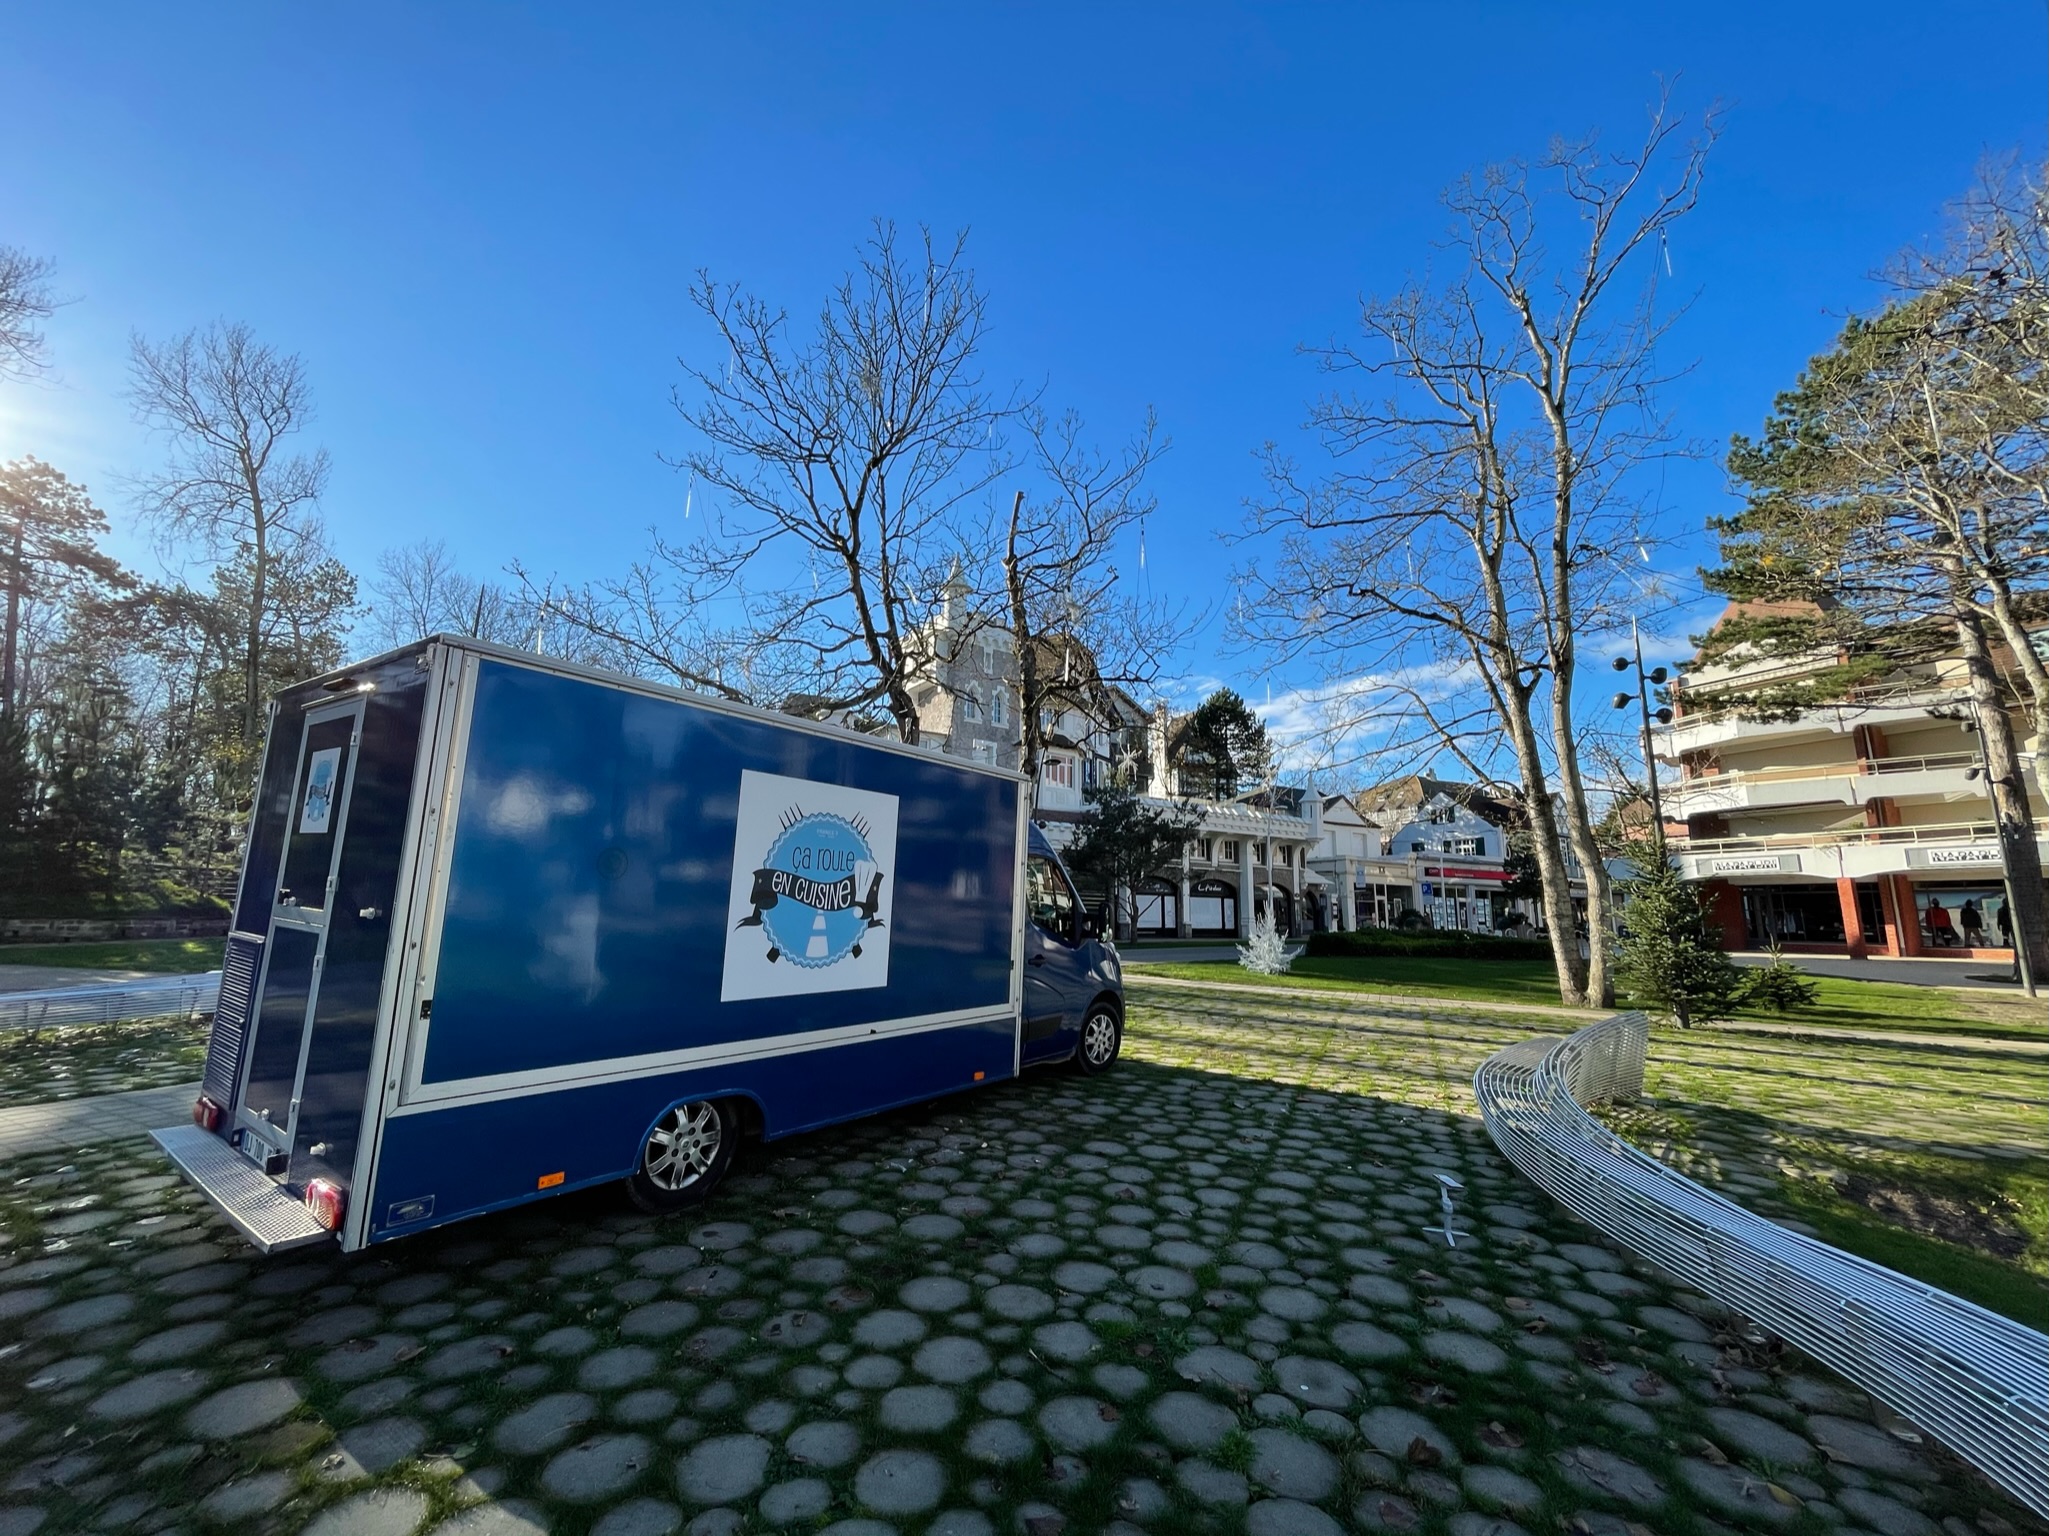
[3,3,2043,749]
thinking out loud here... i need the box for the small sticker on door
[300,747,343,833]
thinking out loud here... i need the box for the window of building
[1082,756,1100,788]
[990,688,1006,727]
[1410,840,1426,853]
[961,690,981,723]
[1220,839,1240,863]
[1197,837,1215,862]
[1449,836,1484,857]
[1044,756,1074,788]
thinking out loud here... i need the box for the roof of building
[1352,774,1524,830]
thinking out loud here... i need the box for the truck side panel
[413,659,1019,1089]
[368,1013,1015,1241]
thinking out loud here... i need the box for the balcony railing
[1661,682,1966,735]
[1673,820,2000,857]
[1675,751,1979,790]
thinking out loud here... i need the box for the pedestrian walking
[1926,898,1957,947]
[1960,899,1985,947]
[1996,900,2018,979]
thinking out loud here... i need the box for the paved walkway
[0,965,157,993]
[1731,950,2030,992]
[0,1001,2028,1536]
[0,1078,197,1159]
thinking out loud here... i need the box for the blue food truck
[151,637,1122,1253]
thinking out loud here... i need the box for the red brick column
[1835,877,1868,958]
[1887,874,1924,957]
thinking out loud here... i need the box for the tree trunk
[1549,692,1617,1009]
[1,523,21,717]
[1499,682,1591,1003]
[244,494,267,752]
[1955,607,2049,985]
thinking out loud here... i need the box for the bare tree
[128,323,330,751]
[372,539,536,650]
[1239,91,1718,1007]
[1001,407,1193,795]
[549,223,1015,738]
[0,247,58,381]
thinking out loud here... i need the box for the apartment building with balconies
[1657,609,2048,959]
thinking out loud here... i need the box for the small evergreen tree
[1238,908,1292,975]
[1739,944,1819,1013]
[1614,850,1743,1028]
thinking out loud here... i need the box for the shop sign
[1911,845,2001,867]
[1710,855,1796,874]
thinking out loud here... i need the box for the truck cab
[1021,823,1123,1073]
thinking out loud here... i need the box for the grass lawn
[0,937,225,972]
[1129,954,2047,1039]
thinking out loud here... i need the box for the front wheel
[1073,1003,1122,1075]
[626,1098,739,1213]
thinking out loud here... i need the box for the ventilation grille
[201,932,264,1104]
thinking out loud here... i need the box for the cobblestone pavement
[0,978,2040,1536]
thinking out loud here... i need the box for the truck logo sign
[721,770,899,1002]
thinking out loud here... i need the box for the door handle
[1028,954,1047,967]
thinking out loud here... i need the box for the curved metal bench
[1474,1011,2048,1519]
[0,971,222,1032]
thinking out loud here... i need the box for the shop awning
[1425,866,1509,882]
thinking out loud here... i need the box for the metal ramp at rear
[148,1123,331,1253]
[0,972,222,1032]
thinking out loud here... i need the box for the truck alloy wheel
[1075,1005,1122,1075]
[627,1099,739,1211]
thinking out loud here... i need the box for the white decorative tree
[1238,908,1292,975]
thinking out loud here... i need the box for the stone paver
[0,976,2031,1536]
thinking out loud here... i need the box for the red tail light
[304,1179,346,1232]
[192,1095,224,1132]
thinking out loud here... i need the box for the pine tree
[1614,848,1743,1028]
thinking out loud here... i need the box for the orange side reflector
[537,1171,565,1189]
[972,1071,985,1081]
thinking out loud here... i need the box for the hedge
[1302,929,1557,961]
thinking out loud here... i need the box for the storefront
[1739,883,1848,948]
[1910,879,2013,950]
[1422,864,1509,934]
[1187,878,1238,938]
[1132,877,1179,938]
[1352,881,1414,928]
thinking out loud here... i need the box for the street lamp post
[1612,619,1674,852]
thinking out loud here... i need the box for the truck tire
[1074,1002,1122,1075]
[626,1098,739,1212]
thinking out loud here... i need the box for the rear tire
[626,1098,739,1213]
[1073,1002,1122,1075]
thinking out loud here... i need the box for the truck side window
[1026,854,1078,944]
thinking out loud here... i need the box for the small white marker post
[1423,1172,1469,1248]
